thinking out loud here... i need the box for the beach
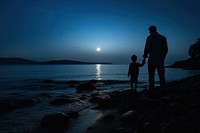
[1,74,200,133]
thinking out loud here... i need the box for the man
[143,25,168,90]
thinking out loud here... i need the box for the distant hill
[0,58,36,64]
[0,58,111,65]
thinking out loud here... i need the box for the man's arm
[161,37,168,60]
[143,36,151,59]
[164,37,168,57]
[138,58,146,67]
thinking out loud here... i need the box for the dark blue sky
[0,0,200,63]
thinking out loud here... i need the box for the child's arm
[139,58,146,67]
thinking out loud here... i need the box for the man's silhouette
[143,25,168,90]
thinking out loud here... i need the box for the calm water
[0,64,200,133]
[0,64,200,98]
[0,64,199,83]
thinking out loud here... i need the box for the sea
[0,64,199,92]
[0,64,199,133]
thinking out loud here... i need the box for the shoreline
[0,74,200,133]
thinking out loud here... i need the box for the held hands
[142,58,146,65]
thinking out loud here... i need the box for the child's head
[131,55,137,62]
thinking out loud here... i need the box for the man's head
[148,25,157,34]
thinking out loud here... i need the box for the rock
[65,80,79,87]
[98,97,111,108]
[120,110,137,125]
[16,98,37,107]
[85,111,121,133]
[0,101,15,113]
[76,83,96,91]
[137,121,160,133]
[168,102,188,115]
[138,114,161,132]
[109,92,123,103]
[89,95,111,108]
[89,96,105,103]
[50,97,73,105]
[80,96,88,100]
[101,113,115,122]
[110,127,127,133]
[41,113,69,131]
[161,122,196,133]
[188,110,200,123]
[67,110,79,117]
[140,98,161,111]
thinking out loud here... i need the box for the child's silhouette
[128,55,145,92]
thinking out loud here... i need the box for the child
[128,55,145,92]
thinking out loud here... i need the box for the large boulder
[120,110,138,125]
[41,113,69,131]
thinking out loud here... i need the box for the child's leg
[130,78,134,90]
[135,79,138,92]
[131,81,133,90]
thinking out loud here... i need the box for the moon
[96,47,101,52]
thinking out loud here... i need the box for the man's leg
[157,65,166,89]
[148,62,156,91]
[135,83,137,92]
[130,78,133,90]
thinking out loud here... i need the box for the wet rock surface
[1,75,200,133]
[35,113,70,133]
[85,74,200,133]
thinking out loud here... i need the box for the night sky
[0,0,200,64]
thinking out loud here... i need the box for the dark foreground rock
[85,74,200,133]
[34,113,69,133]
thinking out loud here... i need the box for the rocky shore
[1,74,200,133]
[84,74,200,133]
